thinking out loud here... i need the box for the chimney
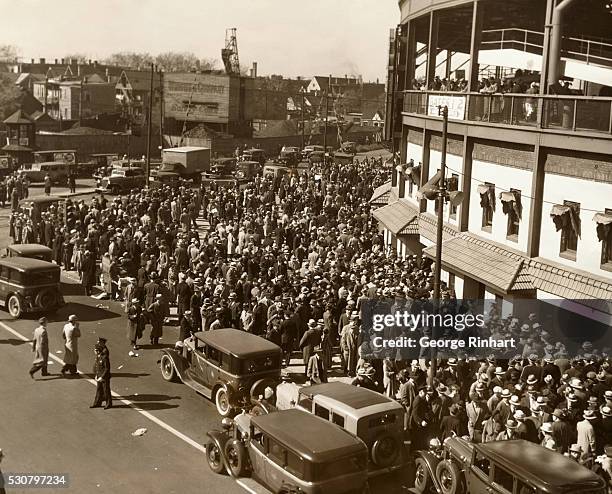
[54,59,58,64]
[77,64,81,77]
[93,60,98,66]
[31,58,35,64]
[252,62,257,78]
[61,58,65,65]
[39,58,45,64]
[105,68,110,83]
[69,58,75,65]
[88,59,92,65]
[376,78,379,84]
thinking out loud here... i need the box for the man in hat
[29,317,50,378]
[306,347,328,384]
[148,294,164,346]
[179,310,195,341]
[576,409,597,463]
[340,313,360,377]
[494,389,513,424]
[351,364,378,392]
[466,389,489,443]
[61,315,81,375]
[551,408,574,454]
[127,299,144,352]
[90,338,112,409]
[144,271,160,310]
[299,320,320,375]
[496,419,519,441]
[411,386,435,450]
[176,273,193,322]
[566,443,583,463]
[540,422,557,450]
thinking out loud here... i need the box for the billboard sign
[427,94,466,120]
[164,73,231,123]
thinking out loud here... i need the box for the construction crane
[221,28,240,75]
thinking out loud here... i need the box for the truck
[151,146,211,185]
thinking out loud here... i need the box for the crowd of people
[11,149,612,488]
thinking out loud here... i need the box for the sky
[1,0,399,82]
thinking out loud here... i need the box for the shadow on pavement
[54,302,121,322]
[0,338,29,346]
[59,281,86,297]
[111,402,180,411]
[119,394,181,402]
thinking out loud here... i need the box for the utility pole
[159,69,164,149]
[429,105,448,386]
[145,63,154,188]
[323,75,330,166]
[78,79,83,126]
[301,92,305,149]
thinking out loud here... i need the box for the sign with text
[427,94,466,120]
[164,73,231,124]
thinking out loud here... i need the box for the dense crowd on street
[10,150,612,488]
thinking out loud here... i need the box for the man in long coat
[127,299,144,351]
[148,294,164,346]
[340,314,360,377]
[61,315,81,375]
[90,338,112,409]
[299,320,319,373]
[80,250,96,296]
[29,317,49,378]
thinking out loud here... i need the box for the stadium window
[479,183,495,231]
[557,201,580,260]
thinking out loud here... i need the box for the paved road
[0,279,257,494]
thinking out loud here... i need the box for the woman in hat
[127,298,143,352]
[540,422,557,451]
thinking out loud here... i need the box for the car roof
[238,161,259,166]
[244,148,264,153]
[0,257,60,272]
[8,244,52,255]
[477,440,605,491]
[19,195,63,205]
[163,146,210,153]
[114,167,142,172]
[301,382,401,412]
[35,149,76,153]
[251,409,366,463]
[194,328,281,357]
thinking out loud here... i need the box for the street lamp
[420,105,465,385]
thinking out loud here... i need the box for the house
[1,109,36,164]
[115,69,161,127]
[306,75,362,95]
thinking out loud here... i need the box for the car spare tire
[225,439,248,477]
[371,435,400,468]
[36,288,56,310]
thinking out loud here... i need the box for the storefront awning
[369,181,391,206]
[372,201,419,235]
[423,234,525,294]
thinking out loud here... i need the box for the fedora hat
[583,410,597,420]
[540,422,553,434]
[526,374,538,385]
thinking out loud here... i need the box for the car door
[489,464,516,494]
[189,342,210,388]
[264,438,287,493]
[467,450,492,494]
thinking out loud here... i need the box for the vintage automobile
[95,166,146,194]
[235,160,260,181]
[0,257,64,318]
[19,196,65,224]
[263,161,310,179]
[20,150,79,183]
[5,244,53,262]
[333,152,355,165]
[159,328,282,416]
[278,149,300,166]
[206,409,369,494]
[301,145,324,159]
[308,150,325,164]
[412,437,607,494]
[240,148,267,166]
[273,381,405,477]
[340,141,357,155]
[210,158,237,176]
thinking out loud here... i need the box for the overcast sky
[2,0,398,82]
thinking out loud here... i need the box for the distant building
[115,69,161,128]
[306,75,362,95]
[1,110,36,164]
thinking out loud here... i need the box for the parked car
[333,152,355,165]
[241,148,267,166]
[235,160,260,180]
[5,244,53,262]
[95,167,146,194]
[210,158,237,176]
[263,162,310,179]
[341,141,357,154]
[19,196,65,224]
[278,149,300,166]
[413,437,607,494]
[206,409,369,494]
[274,381,405,476]
[301,145,324,159]
[309,150,325,164]
[159,328,282,416]
[0,257,64,318]
[20,162,69,184]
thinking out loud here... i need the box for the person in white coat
[29,317,49,378]
[61,314,81,375]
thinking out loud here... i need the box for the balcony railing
[402,90,612,135]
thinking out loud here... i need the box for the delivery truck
[151,146,211,185]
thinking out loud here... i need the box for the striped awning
[372,201,419,235]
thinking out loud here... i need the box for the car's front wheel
[225,439,248,477]
[206,441,226,474]
[436,459,462,494]
[414,458,431,493]
[215,387,233,417]
[160,354,177,382]
[7,294,23,319]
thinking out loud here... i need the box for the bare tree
[0,73,24,119]
[0,45,19,62]
[155,52,219,72]
[63,53,89,63]
[104,52,154,69]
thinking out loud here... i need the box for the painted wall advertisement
[164,74,230,123]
